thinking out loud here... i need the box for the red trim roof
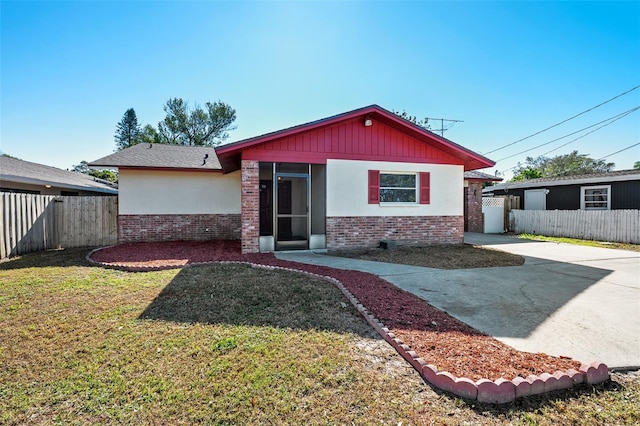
[216,105,495,172]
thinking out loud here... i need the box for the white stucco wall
[326,159,463,217]
[119,169,241,215]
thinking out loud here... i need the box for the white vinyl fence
[510,209,640,244]
[0,193,118,259]
[482,197,505,233]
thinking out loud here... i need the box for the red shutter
[368,170,380,204]
[419,172,430,204]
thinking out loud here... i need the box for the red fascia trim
[216,104,495,170]
[372,112,495,170]
[118,166,224,174]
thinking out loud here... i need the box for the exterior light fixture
[45,185,52,188]
[364,117,373,127]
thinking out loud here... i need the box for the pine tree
[114,108,141,151]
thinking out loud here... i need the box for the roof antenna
[149,143,152,148]
[202,153,208,166]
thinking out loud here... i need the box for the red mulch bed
[89,240,581,382]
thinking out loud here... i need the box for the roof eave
[216,105,495,171]
[0,175,118,194]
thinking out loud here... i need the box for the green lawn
[517,233,640,252]
[1,248,639,425]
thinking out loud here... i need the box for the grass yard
[517,234,640,252]
[1,248,639,425]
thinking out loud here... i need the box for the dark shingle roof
[89,143,222,170]
[0,156,118,194]
[485,169,640,192]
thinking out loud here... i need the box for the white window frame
[379,172,418,205]
[581,185,611,210]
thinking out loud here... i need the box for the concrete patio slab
[276,233,640,368]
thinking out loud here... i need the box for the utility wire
[539,109,639,157]
[495,106,640,162]
[493,142,639,185]
[483,85,640,155]
[595,142,640,162]
[533,143,640,179]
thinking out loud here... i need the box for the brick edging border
[85,249,610,404]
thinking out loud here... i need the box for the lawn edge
[85,247,610,404]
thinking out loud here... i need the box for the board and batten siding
[118,169,241,215]
[490,180,640,210]
[326,159,463,217]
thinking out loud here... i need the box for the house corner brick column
[241,160,260,253]
[466,182,484,233]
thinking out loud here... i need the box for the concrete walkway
[276,233,640,369]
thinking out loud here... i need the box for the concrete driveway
[276,233,640,369]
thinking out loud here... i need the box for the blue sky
[2,1,639,178]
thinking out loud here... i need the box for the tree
[634,161,640,169]
[511,167,543,182]
[72,161,118,183]
[138,124,160,145]
[510,150,614,181]
[114,108,141,151]
[157,98,236,146]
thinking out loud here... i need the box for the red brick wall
[241,160,260,253]
[118,214,240,243]
[465,181,484,233]
[326,216,464,249]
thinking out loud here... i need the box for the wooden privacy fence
[509,209,640,244]
[492,195,520,232]
[0,193,118,259]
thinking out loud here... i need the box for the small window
[380,173,417,203]
[368,170,430,204]
[581,185,610,210]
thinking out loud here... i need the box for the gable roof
[485,169,640,192]
[0,156,118,194]
[216,105,495,172]
[464,170,502,182]
[89,143,222,171]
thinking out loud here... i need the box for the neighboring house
[0,156,118,196]
[483,169,640,211]
[463,170,502,232]
[91,105,494,253]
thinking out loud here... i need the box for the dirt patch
[327,244,525,269]
[90,240,580,382]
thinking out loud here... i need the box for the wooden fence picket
[510,209,640,244]
[0,193,118,259]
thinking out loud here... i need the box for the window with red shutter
[368,170,380,204]
[419,172,430,204]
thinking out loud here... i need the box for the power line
[535,143,640,178]
[493,142,640,180]
[495,106,640,162]
[595,142,640,162]
[483,85,640,155]
[539,109,639,157]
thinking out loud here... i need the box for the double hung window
[380,173,417,203]
[581,185,610,210]
[368,170,430,204]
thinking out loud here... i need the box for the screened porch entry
[258,162,326,251]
